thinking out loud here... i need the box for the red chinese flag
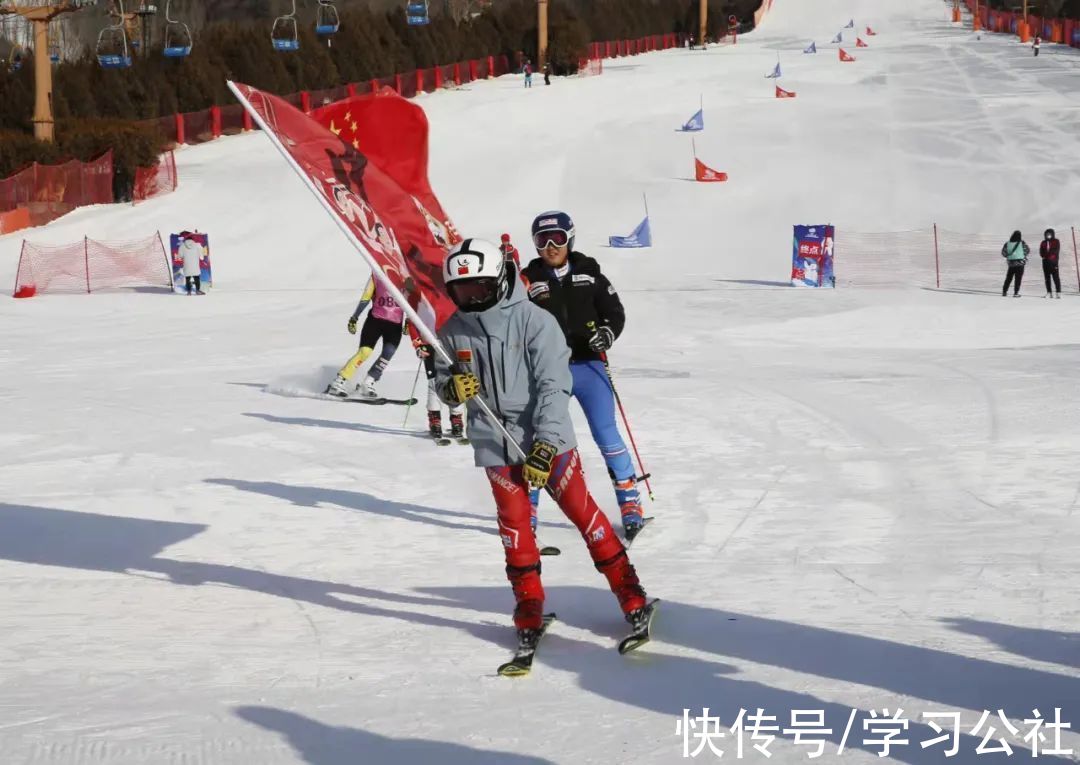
[775,85,797,98]
[229,82,459,332]
[694,157,728,183]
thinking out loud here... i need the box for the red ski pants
[485,448,646,629]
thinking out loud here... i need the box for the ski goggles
[532,228,570,250]
[448,277,500,309]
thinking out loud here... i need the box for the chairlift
[406,0,430,26]
[315,0,339,36]
[97,0,133,68]
[272,0,300,51]
[163,0,191,57]
[48,23,62,63]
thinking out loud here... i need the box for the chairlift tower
[698,0,707,49]
[133,1,156,53]
[537,0,547,70]
[0,0,94,143]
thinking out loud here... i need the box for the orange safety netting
[0,151,113,227]
[132,151,178,204]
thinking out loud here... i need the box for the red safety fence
[589,34,678,61]
[132,150,177,205]
[0,151,113,228]
[961,0,1080,46]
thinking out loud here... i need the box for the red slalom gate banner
[695,157,728,182]
[227,81,460,336]
[775,85,797,98]
[839,48,856,62]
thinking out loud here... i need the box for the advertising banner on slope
[791,225,835,287]
[228,82,459,335]
[170,231,212,293]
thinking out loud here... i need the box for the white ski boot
[358,375,378,398]
[325,374,349,398]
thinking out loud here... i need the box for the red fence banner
[133,150,178,204]
[228,81,459,335]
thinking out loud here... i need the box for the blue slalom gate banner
[609,216,652,248]
[790,225,835,287]
[679,108,704,132]
[765,62,781,79]
[845,19,854,28]
[804,42,817,53]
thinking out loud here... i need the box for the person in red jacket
[1040,228,1061,299]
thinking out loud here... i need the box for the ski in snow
[497,613,556,676]
[618,598,659,655]
[624,516,655,547]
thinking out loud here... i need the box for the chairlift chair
[163,0,191,57]
[315,0,339,36]
[272,0,300,51]
[96,26,132,68]
[8,43,25,71]
[48,23,61,63]
[97,0,133,68]
[406,0,430,26]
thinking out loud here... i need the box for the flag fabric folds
[609,216,652,248]
[695,158,728,182]
[679,108,704,132]
[230,82,460,332]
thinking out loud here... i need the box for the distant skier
[1039,228,1061,298]
[414,339,465,440]
[1033,36,1041,56]
[543,62,551,86]
[523,59,533,88]
[179,232,205,295]
[433,237,652,659]
[1001,230,1030,298]
[325,273,412,398]
[522,211,645,538]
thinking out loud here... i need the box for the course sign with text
[791,225,835,287]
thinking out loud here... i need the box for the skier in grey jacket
[433,237,650,644]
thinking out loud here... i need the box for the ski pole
[402,357,424,427]
[586,321,655,501]
[600,351,655,502]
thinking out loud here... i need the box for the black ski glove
[588,325,615,353]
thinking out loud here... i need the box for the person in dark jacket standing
[1001,230,1030,297]
[434,237,652,662]
[522,210,645,538]
[1039,228,1061,298]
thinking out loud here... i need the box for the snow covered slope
[2,0,1079,763]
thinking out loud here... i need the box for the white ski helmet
[444,238,509,312]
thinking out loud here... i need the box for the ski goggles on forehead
[532,228,570,249]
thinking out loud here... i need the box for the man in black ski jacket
[521,210,644,538]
